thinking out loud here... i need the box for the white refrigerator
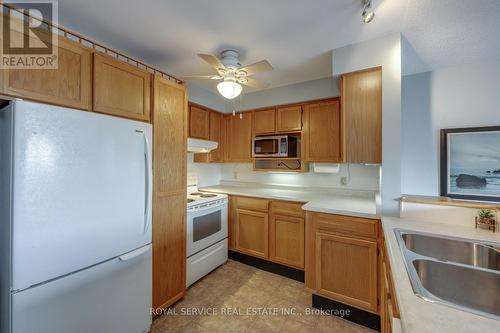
[0,101,153,333]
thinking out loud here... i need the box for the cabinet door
[276,105,302,132]
[93,53,151,122]
[209,111,223,161]
[0,32,91,110]
[253,108,276,135]
[269,214,305,269]
[341,68,382,163]
[189,105,210,139]
[304,100,341,162]
[152,76,187,310]
[228,112,252,162]
[315,232,378,313]
[235,209,268,259]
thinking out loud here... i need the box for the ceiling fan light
[217,81,242,99]
[363,10,375,23]
[362,0,375,23]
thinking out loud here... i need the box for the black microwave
[252,135,298,158]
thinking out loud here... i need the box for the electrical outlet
[233,171,238,179]
[340,177,348,186]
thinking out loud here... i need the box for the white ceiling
[57,0,500,93]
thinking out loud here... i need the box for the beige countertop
[382,217,500,333]
[199,182,380,219]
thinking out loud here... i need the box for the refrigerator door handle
[143,133,152,234]
[118,244,151,261]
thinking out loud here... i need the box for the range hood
[187,138,218,153]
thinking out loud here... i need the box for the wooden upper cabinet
[276,105,302,132]
[193,109,224,163]
[253,108,276,135]
[189,104,210,139]
[208,111,223,161]
[304,99,341,162]
[315,232,378,313]
[93,53,151,122]
[0,31,91,110]
[227,112,252,162]
[341,67,382,164]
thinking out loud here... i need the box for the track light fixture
[362,0,375,23]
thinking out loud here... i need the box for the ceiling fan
[183,50,273,99]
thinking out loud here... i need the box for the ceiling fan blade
[198,54,226,70]
[239,60,273,75]
[241,77,269,89]
[182,75,222,80]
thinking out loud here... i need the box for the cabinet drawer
[236,197,269,212]
[315,213,378,239]
[271,200,304,217]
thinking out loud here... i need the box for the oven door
[187,200,228,257]
[253,137,283,157]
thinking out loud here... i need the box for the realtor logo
[1,1,58,69]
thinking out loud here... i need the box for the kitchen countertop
[382,217,500,333]
[199,182,380,219]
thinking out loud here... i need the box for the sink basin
[413,259,500,318]
[401,232,500,271]
[395,229,500,320]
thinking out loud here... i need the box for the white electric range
[186,185,228,287]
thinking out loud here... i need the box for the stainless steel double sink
[395,229,500,320]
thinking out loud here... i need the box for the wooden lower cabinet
[315,232,378,313]
[381,235,400,333]
[235,209,269,259]
[269,214,304,269]
[306,212,380,314]
[152,76,187,310]
[228,196,305,270]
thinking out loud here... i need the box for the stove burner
[200,193,217,198]
[190,192,203,196]
[187,199,195,203]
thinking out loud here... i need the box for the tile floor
[151,260,375,333]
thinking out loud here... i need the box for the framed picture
[441,126,500,202]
